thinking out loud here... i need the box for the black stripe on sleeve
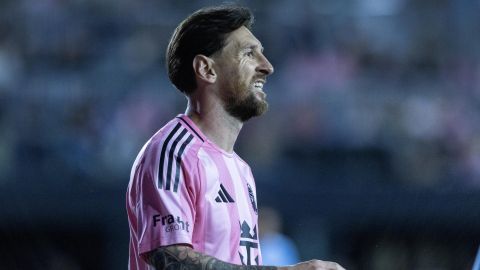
[173,134,194,193]
[158,123,181,189]
[165,128,188,191]
[177,117,204,142]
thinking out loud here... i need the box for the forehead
[224,26,262,51]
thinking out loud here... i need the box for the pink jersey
[127,114,261,270]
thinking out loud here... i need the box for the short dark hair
[166,5,254,94]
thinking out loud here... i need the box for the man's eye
[245,51,254,57]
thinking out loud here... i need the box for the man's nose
[257,54,274,75]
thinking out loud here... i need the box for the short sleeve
[132,129,199,255]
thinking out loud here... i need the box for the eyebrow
[241,43,264,52]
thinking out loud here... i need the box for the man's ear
[193,55,216,84]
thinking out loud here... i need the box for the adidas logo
[215,184,235,203]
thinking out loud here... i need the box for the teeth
[254,82,264,89]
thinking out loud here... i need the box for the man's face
[212,26,274,122]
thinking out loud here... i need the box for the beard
[222,83,268,122]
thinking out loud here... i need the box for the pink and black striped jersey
[127,115,261,270]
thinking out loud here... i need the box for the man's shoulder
[147,117,204,160]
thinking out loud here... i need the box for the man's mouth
[253,80,265,90]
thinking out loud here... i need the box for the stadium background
[1,0,480,269]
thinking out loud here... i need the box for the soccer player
[126,5,345,270]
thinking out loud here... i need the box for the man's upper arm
[133,128,199,255]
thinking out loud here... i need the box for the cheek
[238,62,254,83]
[239,57,255,73]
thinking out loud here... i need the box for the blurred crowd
[1,0,480,269]
[2,0,479,189]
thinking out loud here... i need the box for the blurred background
[1,0,480,269]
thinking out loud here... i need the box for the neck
[185,95,242,153]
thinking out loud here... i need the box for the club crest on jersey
[247,183,258,215]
